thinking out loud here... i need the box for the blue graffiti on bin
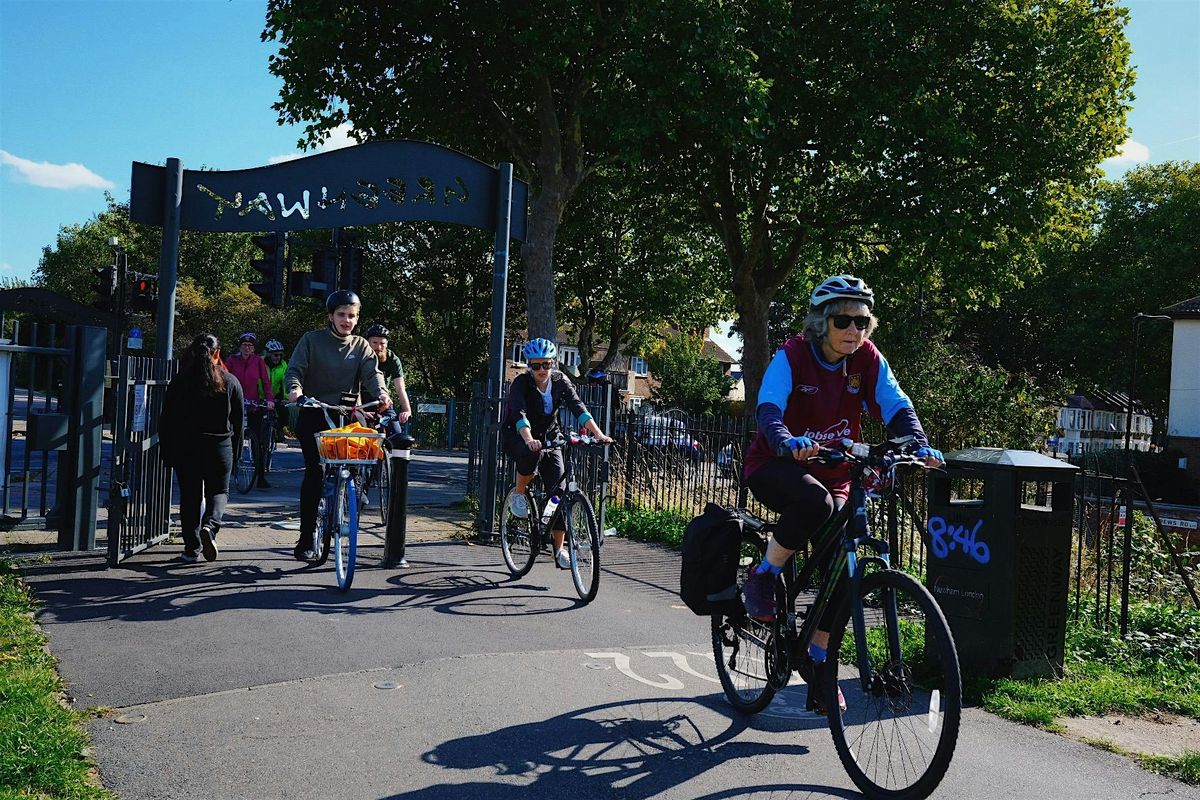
[927,517,991,565]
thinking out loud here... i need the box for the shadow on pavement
[380,694,854,800]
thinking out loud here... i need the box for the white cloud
[0,263,14,272]
[269,123,359,164]
[0,149,114,190]
[1102,139,1150,167]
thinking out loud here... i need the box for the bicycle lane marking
[585,649,820,721]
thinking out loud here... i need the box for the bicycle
[499,432,606,603]
[713,437,961,800]
[293,397,393,591]
[233,400,273,494]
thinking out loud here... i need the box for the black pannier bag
[679,503,744,615]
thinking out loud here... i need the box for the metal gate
[107,355,176,565]
[0,321,71,532]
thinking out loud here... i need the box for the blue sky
[1,0,1198,337]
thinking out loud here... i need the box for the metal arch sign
[129,140,528,241]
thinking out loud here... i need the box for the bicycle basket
[317,424,386,464]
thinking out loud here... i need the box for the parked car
[634,414,702,462]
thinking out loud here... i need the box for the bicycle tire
[826,569,961,800]
[565,493,600,603]
[334,476,358,591]
[313,474,335,567]
[374,459,391,526]
[262,415,275,474]
[235,435,254,494]
[712,532,777,713]
[500,486,538,577]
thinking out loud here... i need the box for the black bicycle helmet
[326,290,361,313]
[365,324,390,339]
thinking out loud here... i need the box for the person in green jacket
[263,339,292,439]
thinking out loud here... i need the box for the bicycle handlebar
[776,437,932,471]
[540,431,607,450]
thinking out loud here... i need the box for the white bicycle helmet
[810,274,875,310]
[264,339,284,353]
[522,338,557,361]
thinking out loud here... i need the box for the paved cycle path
[21,533,1197,799]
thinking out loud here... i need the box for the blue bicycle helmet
[521,338,557,361]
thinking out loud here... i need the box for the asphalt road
[22,525,1197,800]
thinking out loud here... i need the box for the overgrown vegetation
[605,505,689,549]
[0,559,112,799]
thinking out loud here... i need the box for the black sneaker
[179,550,200,563]
[798,655,847,716]
[199,522,219,562]
[293,543,315,561]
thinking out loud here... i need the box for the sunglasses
[830,314,872,331]
[529,361,555,371]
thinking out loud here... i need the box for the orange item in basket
[319,423,384,461]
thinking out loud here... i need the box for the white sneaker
[508,492,529,519]
[555,549,571,569]
[398,558,409,567]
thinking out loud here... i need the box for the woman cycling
[284,290,390,561]
[503,338,612,569]
[740,274,943,710]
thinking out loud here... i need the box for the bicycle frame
[745,470,902,694]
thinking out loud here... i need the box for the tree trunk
[735,279,774,414]
[522,182,567,341]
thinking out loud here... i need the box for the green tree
[1016,162,1200,419]
[632,0,1134,408]
[358,224,500,396]
[646,335,735,415]
[263,0,647,342]
[555,168,730,370]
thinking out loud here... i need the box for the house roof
[1065,389,1149,416]
[701,338,736,364]
[1163,295,1200,319]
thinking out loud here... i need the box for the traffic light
[92,266,117,313]
[311,247,338,296]
[249,232,286,307]
[339,246,364,294]
[130,277,157,314]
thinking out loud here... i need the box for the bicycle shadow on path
[383,694,856,800]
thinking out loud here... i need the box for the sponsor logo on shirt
[802,419,852,443]
[846,374,862,395]
[796,384,819,395]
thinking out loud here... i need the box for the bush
[606,505,690,548]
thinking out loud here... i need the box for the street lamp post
[1123,312,1172,466]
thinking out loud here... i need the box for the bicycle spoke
[829,570,960,798]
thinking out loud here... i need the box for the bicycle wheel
[333,476,358,591]
[262,415,276,474]
[235,435,254,493]
[827,570,961,800]
[313,474,335,566]
[565,493,600,603]
[712,532,776,713]
[500,486,538,577]
[377,458,391,527]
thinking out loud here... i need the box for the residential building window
[511,344,524,363]
[559,346,580,369]
[630,356,648,375]
[628,395,643,410]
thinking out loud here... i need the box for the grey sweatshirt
[283,327,386,406]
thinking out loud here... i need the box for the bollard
[383,432,417,567]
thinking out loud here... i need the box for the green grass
[605,505,689,548]
[0,559,113,799]
[1140,751,1200,785]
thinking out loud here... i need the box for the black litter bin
[926,447,1077,679]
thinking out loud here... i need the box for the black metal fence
[465,393,1199,628]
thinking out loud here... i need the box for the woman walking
[160,333,244,562]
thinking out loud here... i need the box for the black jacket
[159,370,244,467]
[502,371,589,440]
